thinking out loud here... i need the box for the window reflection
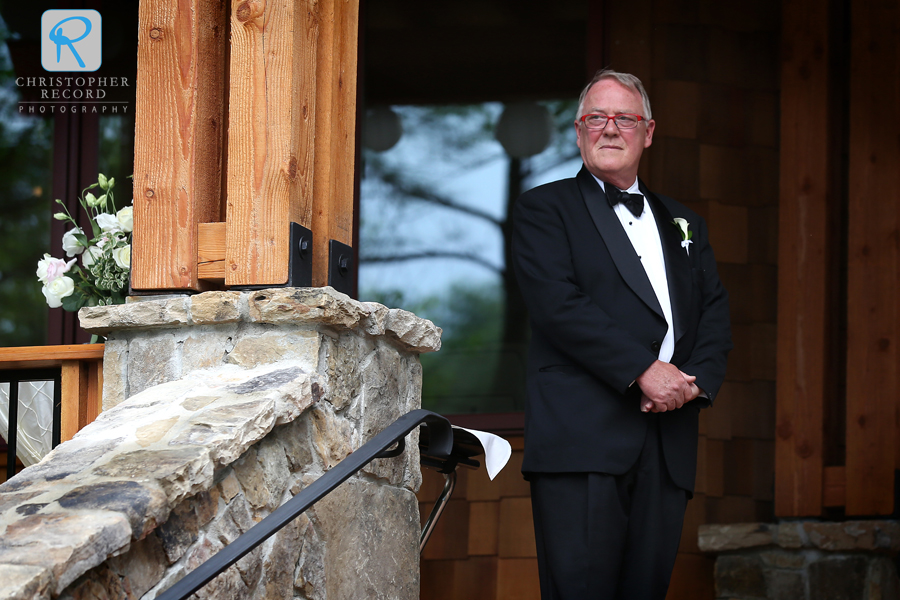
[359,101,581,415]
[0,14,53,346]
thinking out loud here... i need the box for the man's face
[575,79,655,189]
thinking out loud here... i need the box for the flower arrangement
[36,173,133,311]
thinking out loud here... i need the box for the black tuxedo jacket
[511,166,731,492]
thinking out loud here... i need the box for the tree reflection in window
[359,101,580,415]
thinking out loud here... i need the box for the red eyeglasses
[579,113,646,130]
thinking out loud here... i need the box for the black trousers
[529,418,689,600]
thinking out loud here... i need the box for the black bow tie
[605,185,644,217]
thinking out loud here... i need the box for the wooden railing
[0,345,104,454]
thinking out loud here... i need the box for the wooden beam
[844,0,900,516]
[774,0,832,517]
[132,0,228,290]
[224,0,358,287]
[309,0,359,287]
[822,466,846,508]
[225,0,314,286]
[0,345,105,370]
[198,222,226,281]
[60,360,83,444]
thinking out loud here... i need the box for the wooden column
[132,0,228,290]
[774,0,832,517]
[225,0,359,287]
[309,0,359,287]
[844,0,900,516]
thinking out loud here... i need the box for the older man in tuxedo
[511,69,731,599]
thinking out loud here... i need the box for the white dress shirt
[593,175,675,363]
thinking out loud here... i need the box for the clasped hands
[636,360,700,413]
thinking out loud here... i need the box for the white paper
[457,426,512,481]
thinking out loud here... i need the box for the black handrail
[156,408,455,600]
[1,368,62,481]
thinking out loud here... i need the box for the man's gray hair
[576,69,653,121]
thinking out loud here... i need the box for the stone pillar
[0,287,441,600]
[699,521,900,600]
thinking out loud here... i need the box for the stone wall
[699,521,900,600]
[0,287,441,600]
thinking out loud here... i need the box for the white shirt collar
[591,174,641,196]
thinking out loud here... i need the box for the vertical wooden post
[310,0,359,287]
[60,360,83,444]
[774,0,831,517]
[225,0,307,286]
[844,0,900,516]
[132,0,228,290]
[225,0,358,287]
[59,358,101,443]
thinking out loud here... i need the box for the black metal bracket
[230,222,313,290]
[328,239,354,296]
[374,437,406,459]
[287,223,314,287]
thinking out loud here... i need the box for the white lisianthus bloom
[95,213,121,232]
[36,254,76,284]
[42,275,75,308]
[82,245,103,267]
[113,244,131,270]
[116,206,133,233]
[61,227,86,257]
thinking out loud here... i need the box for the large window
[359,101,581,415]
[359,0,592,418]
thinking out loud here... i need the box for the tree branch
[361,250,502,273]
[377,171,503,227]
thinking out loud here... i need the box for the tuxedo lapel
[641,181,691,343]
[577,168,663,319]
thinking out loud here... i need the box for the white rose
[42,275,75,308]
[36,253,53,282]
[62,227,85,257]
[95,212,121,232]
[116,206,133,233]
[36,254,75,283]
[113,244,131,270]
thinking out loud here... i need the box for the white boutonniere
[672,218,693,255]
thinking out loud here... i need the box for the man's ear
[644,119,656,148]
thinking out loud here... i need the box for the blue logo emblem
[41,10,102,72]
